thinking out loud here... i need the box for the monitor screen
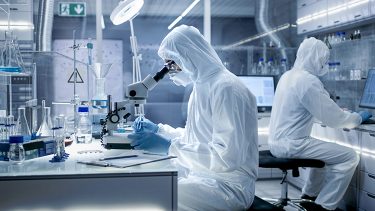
[237,75,275,108]
[359,69,375,109]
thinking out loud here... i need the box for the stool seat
[259,150,325,171]
[257,150,325,210]
[248,196,284,211]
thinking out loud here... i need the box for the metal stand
[262,170,313,211]
[129,19,144,116]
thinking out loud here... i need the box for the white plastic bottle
[266,58,275,75]
[257,58,265,75]
[334,62,340,81]
[76,107,92,144]
[280,59,288,74]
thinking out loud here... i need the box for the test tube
[5,116,11,141]
[0,116,4,141]
[9,115,15,136]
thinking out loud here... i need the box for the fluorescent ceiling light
[0,21,34,30]
[168,0,200,30]
[110,0,144,25]
[296,0,369,25]
[224,24,294,49]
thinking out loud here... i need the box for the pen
[99,155,138,161]
[115,156,177,168]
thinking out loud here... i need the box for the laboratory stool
[248,196,284,211]
[258,150,325,211]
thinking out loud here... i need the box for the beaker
[0,30,23,72]
[16,107,31,137]
[52,116,65,160]
[37,106,53,137]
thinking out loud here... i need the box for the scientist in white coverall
[268,37,372,211]
[128,25,259,210]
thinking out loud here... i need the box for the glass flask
[52,116,66,160]
[8,135,25,164]
[76,107,92,144]
[37,105,53,137]
[16,107,31,137]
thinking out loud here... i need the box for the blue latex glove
[358,111,373,123]
[128,132,171,154]
[132,116,159,133]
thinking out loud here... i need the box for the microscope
[101,61,174,149]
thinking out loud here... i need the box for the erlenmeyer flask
[16,107,30,136]
[37,106,53,136]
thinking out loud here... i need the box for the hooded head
[158,25,226,83]
[293,37,330,76]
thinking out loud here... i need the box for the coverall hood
[293,37,330,76]
[158,25,226,83]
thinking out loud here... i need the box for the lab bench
[0,141,178,211]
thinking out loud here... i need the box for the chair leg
[287,201,307,211]
[261,170,314,210]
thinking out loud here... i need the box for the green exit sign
[59,2,86,17]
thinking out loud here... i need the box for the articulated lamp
[110,0,145,116]
[110,0,144,25]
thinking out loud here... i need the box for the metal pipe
[204,0,211,44]
[96,0,103,63]
[256,0,287,59]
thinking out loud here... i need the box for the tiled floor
[255,179,302,211]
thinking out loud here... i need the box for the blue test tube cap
[259,58,264,62]
[9,135,24,143]
[78,107,89,112]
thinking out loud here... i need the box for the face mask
[170,71,192,87]
[318,63,329,76]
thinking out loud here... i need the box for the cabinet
[359,131,375,210]
[297,0,374,34]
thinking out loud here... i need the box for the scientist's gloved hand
[132,117,159,133]
[128,132,171,154]
[358,111,373,123]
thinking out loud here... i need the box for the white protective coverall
[157,25,259,210]
[268,37,361,210]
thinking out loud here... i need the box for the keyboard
[362,118,375,124]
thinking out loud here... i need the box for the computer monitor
[359,69,375,109]
[237,75,275,111]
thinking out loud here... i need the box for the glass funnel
[90,63,112,109]
[37,101,53,137]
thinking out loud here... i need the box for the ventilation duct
[255,0,288,59]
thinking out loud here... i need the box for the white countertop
[0,140,177,178]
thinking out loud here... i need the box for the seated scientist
[268,37,372,211]
[128,25,259,210]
